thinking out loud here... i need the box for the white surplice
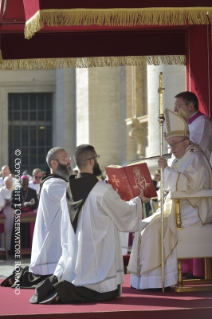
[29,178,67,275]
[188,114,212,165]
[54,182,142,293]
[129,144,212,289]
[0,186,14,250]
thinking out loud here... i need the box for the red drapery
[186,25,212,118]
[22,0,212,41]
[1,0,212,118]
[1,29,186,59]
[23,0,212,22]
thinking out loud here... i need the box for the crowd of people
[0,91,212,304]
[0,167,43,252]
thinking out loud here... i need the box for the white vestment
[54,182,142,294]
[29,177,67,275]
[129,144,212,289]
[0,186,14,250]
[120,232,129,255]
[188,113,212,164]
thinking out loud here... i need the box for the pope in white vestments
[129,109,212,290]
[171,92,212,277]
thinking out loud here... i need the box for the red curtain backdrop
[2,0,212,118]
[186,25,212,119]
[1,29,185,59]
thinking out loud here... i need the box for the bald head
[1,165,10,178]
[46,147,72,179]
[46,147,65,169]
[4,176,13,190]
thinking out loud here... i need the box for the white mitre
[164,108,190,138]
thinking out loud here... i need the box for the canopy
[0,0,211,117]
[1,0,187,66]
[23,0,212,39]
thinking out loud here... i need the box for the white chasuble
[129,144,212,289]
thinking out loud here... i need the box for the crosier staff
[158,72,165,293]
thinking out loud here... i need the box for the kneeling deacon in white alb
[129,109,212,290]
[30,144,149,304]
[1,147,72,288]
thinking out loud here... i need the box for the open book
[105,162,157,201]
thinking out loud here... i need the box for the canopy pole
[158,72,165,292]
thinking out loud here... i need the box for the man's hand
[158,156,167,170]
[24,201,33,207]
[139,189,151,203]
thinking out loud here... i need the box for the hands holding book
[139,189,151,203]
[106,162,157,200]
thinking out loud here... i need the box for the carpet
[0,275,212,319]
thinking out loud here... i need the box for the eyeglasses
[168,138,188,148]
[35,176,42,179]
[87,155,100,161]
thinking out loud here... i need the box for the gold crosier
[158,72,165,292]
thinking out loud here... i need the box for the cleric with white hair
[129,108,212,290]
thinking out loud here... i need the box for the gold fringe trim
[25,7,212,39]
[0,55,186,70]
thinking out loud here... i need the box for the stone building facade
[0,65,185,174]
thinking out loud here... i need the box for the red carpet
[0,275,212,319]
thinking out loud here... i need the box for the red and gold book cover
[124,163,157,198]
[105,166,133,201]
[105,162,157,200]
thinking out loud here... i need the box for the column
[76,67,127,170]
[53,69,76,158]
